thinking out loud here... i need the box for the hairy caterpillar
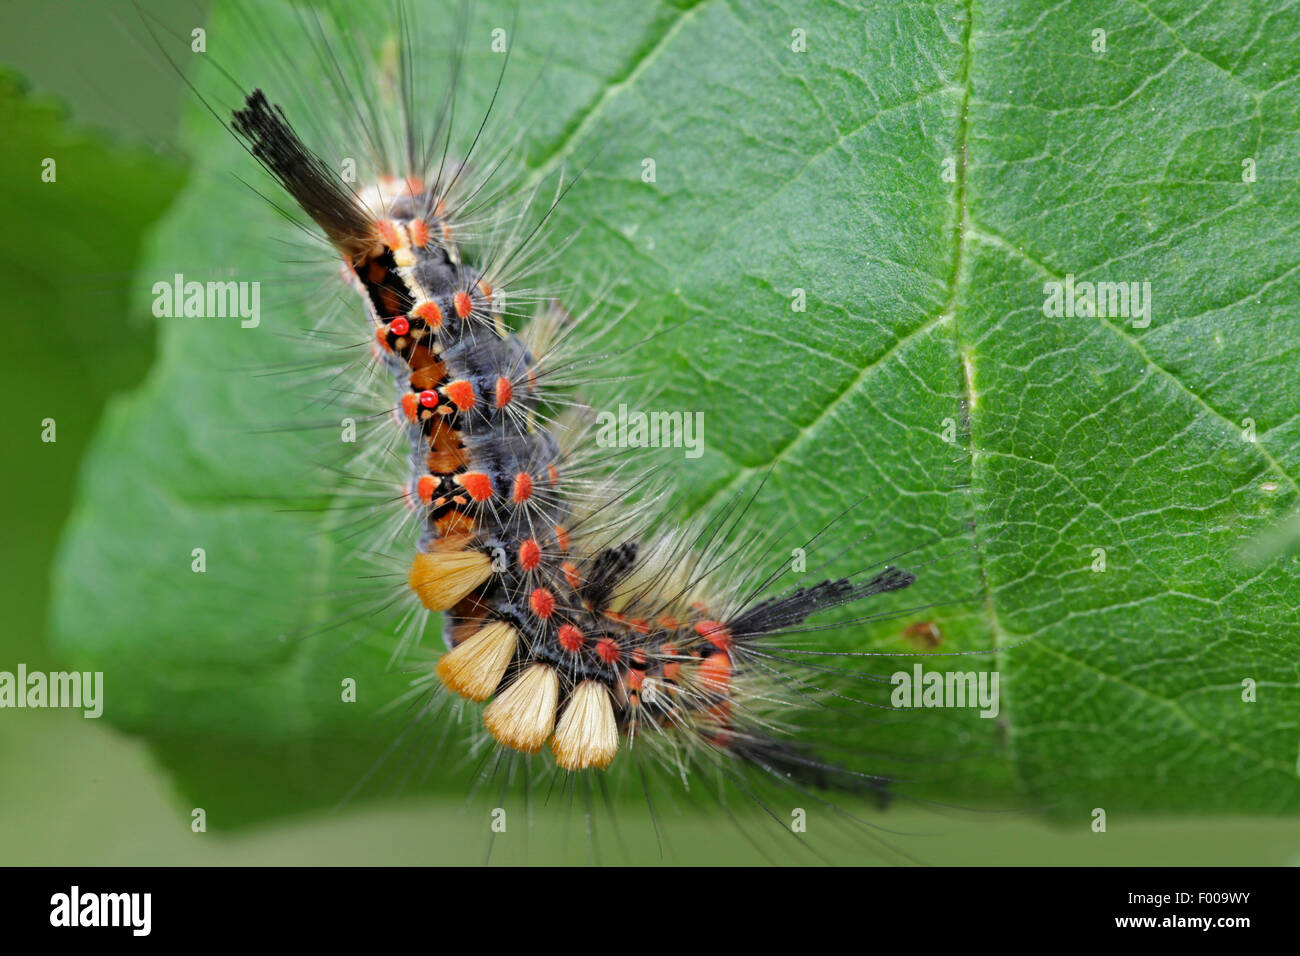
[110,0,1002,857]
[227,72,920,776]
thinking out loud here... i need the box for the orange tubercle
[412,301,443,328]
[558,624,585,652]
[409,218,430,248]
[494,376,513,408]
[453,290,473,318]
[694,620,732,650]
[518,539,542,571]
[375,219,403,248]
[512,472,533,503]
[530,588,555,619]
[699,651,732,692]
[456,471,494,502]
[444,379,476,411]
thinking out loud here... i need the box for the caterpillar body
[112,0,1014,855]
[229,87,917,777]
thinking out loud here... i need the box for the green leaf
[51,0,1300,829]
[0,67,183,667]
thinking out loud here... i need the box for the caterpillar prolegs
[230,87,918,776]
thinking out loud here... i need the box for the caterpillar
[228,81,919,773]
[118,0,998,856]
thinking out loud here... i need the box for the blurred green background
[2,0,1299,865]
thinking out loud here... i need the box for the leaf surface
[52,0,1300,824]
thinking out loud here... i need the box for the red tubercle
[558,624,585,653]
[457,471,493,502]
[494,376,513,408]
[376,326,392,351]
[389,316,410,336]
[561,561,580,589]
[416,475,436,504]
[418,390,438,409]
[596,638,621,664]
[512,472,533,503]
[518,539,541,571]
[443,379,476,411]
[554,525,570,552]
[530,588,555,619]
[400,393,420,423]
